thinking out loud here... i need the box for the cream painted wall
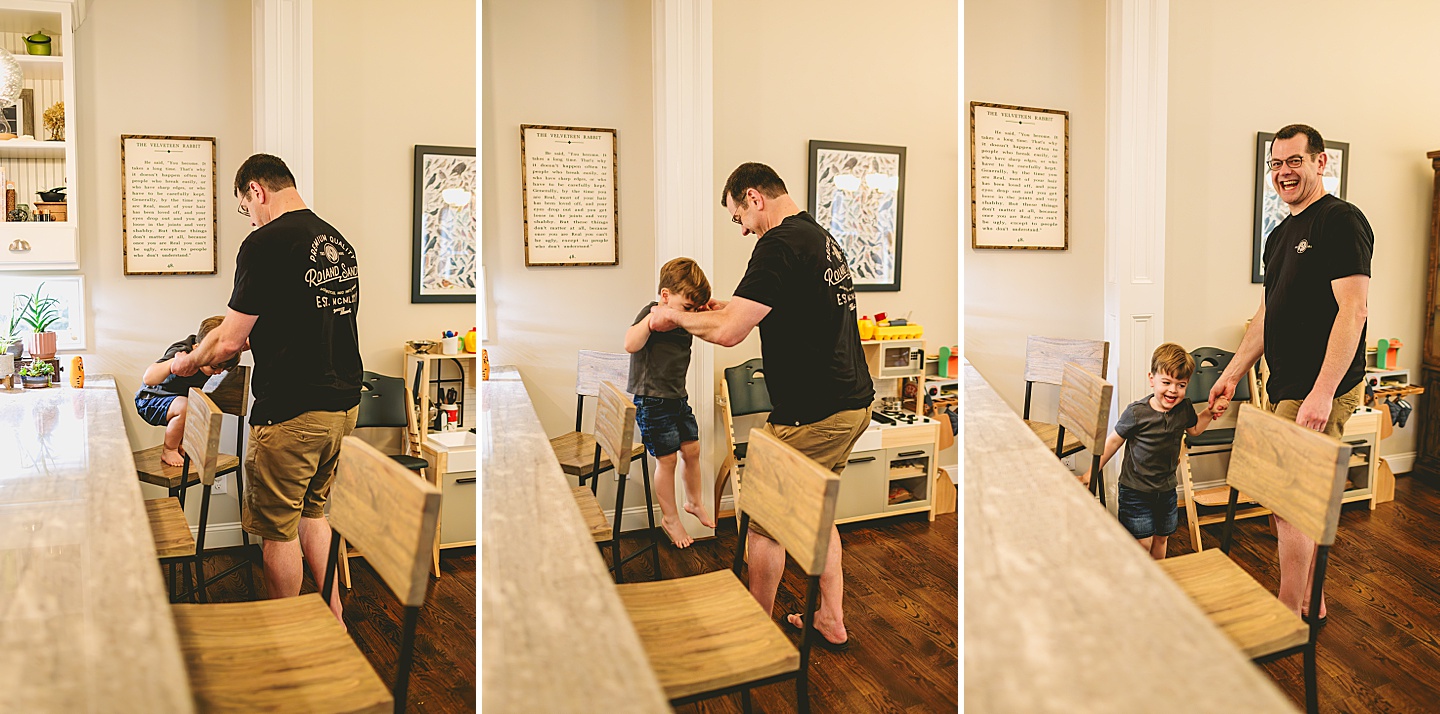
[1166,0,1440,461]
[963,0,1107,417]
[75,0,252,526]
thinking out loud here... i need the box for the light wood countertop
[480,365,670,712]
[0,375,195,713]
[963,362,1298,712]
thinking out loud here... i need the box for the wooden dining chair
[1055,362,1113,505]
[714,358,771,523]
[617,428,840,713]
[1022,335,1109,457]
[1159,404,1350,714]
[171,436,442,714]
[548,350,647,488]
[143,387,224,603]
[594,380,660,583]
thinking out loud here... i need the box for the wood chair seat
[1023,419,1083,456]
[172,594,393,714]
[572,487,612,543]
[145,497,196,559]
[1158,549,1308,658]
[549,431,646,476]
[617,569,797,701]
[134,444,240,490]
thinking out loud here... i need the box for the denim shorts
[634,395,699,457]
[1118,484,1178,540]
[135,395,180,427]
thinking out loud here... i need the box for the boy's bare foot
[161,446,185,467]
[661,516,693,548]
[786,612,848,648]
[684,501,716,528]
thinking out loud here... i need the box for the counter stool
[594,380,660,583]
[549,350,647,491]
[1055,362,1113,506]
[171,436,442,714]
[1022,335,1109,457]
[143,388,225,603]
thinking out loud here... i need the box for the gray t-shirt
[626,302,692,399]
[1115,396,1198,493]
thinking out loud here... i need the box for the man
[171,153,362,623]
[1208,124,1372,623]
[650,162,874,648]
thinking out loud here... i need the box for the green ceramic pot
[25,31,50,56]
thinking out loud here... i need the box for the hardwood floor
[198,546,476,713]
[1166,470,1440,713]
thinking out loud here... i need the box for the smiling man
[1208,124,1373,625]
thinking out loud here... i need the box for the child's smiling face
[659,288,697,312]
[1148,370,1189,412]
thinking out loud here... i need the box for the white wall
[1166,0,1440,463]
[963,0,1107,416]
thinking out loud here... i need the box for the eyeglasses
[731,213,741,225]
[236,202,249,217]
[1267,155,1312,172]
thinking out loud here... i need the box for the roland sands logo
[305,263,359,287]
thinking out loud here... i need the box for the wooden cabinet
[1420,150,1440,472]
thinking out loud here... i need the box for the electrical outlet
[211,474,228,495]
[1062,455,1076,471]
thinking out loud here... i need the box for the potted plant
[19,358,52,389]
[0,330,16,381]
[4,310,20,360]
[19,283,60,360]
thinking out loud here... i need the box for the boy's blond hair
[1150,343,1195,381]
[197,315,241,371]
[658,257,711,306]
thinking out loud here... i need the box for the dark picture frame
[808,140,906,291]
[1252,131,1348,283]
[412,145,476,303]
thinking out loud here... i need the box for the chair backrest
[723,358,772,417]
[595,380,637,478]
[357,371,409,430]
[1185,347,1251,403]
[205,365,249,417]
[1228,404,1350,546]
[329,435,443,607]
[740,429,841,575]
[576,350,630,398]
[182,387,224,486]
[1056,362,1112,453]
[1024,336,1109,386]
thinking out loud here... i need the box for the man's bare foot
[661,516,693,548]
[786,612,848,647]
[161,446,185,467]
[684,501,716,528]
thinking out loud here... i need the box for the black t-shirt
[628,301,692,399]
[229,209,362,426]
[134,335,210,400]
[1263,194,1373,402]
[733,211,874,425]
[1115,396,1199,492]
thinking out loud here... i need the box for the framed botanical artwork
[521,124,619,266]
[1252,131,1349,283]
[970,102,1068,250]
[808,140,907,291]
[412,145,477,303]
[2,275,86,350]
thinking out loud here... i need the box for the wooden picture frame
[1252,132,1349,283]
[412,145,477,304]
[970,102,1069,250]
[120,135,218,275]
[1,88,34,137]
[521,124,619,266]
[2,275,86,350]
[808,140,907,292]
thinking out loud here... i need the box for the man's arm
[651,296,770,348]
[171,309,257,377]
[1210,300,1266,416]
[1295,274,1369,430]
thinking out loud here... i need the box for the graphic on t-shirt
[826,237,857,312]
[308,234,359,314]
[1296,239,1311,253]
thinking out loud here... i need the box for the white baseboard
[607,496,737,534]
[192,521,249,550]
[1384,451,1416,474]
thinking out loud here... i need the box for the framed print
[412,145,477,303]
[1,88,33,136]
[809,140,907,291]
[120,135,218,275]
[1252,132,1348,283]
[521,124,619,266]
[970,102,1068,250]
[3,275,86,351]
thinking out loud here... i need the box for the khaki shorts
[1266,380,1365,439]
[242,407,358,542]
[746,406,872,540]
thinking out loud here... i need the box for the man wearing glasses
[1207,124,1373,627]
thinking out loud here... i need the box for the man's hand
[1208,377,1237,417]
[1078,468,1092,488]
[170,350,199,377]
[649,304,680,332]
[1296,389,1333,432]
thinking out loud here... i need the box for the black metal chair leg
[741,688,753,714]
[612,472,629,583]
[640,455,660,581]
[1304,643,1318,714]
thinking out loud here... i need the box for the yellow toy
[69,355,84,388]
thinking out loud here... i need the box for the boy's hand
[170,350,199,377]
[649,304,680,332]
[1211,395,1231,419]
[702,298,727,312]
[1208,378,1235,415]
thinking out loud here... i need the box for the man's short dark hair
[720,162,788,208]
[1274,124,1325,155]
[234,153,297,196]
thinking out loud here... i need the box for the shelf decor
[412,145,476,303]
[808,139,907,291]
[120,135,217,275]
[1251,131,1349,283]
[521,124,619,266]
